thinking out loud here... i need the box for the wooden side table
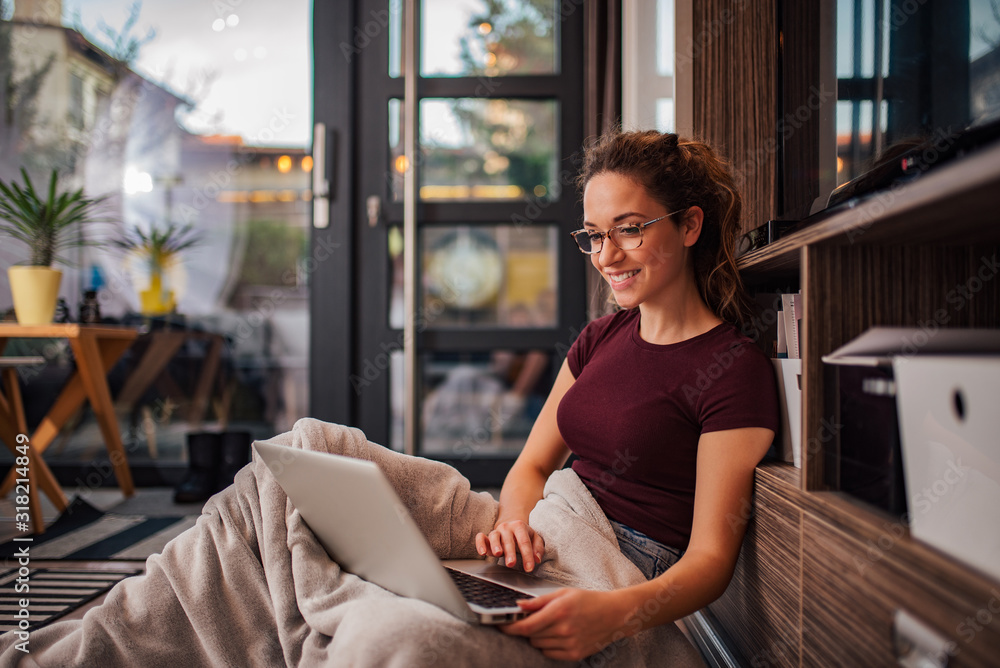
[0,325,139,531]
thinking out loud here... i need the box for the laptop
[252,440,564,624]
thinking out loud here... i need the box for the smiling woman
[575,131,754,338]
[470,129,779,660]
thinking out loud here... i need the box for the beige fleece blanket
[0,418,704,667]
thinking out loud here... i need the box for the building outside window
[0,0,311,480]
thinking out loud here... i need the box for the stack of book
[752,291,802,467]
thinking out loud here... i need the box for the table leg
[0,368,65,532]
[69,336,135,497]
[188,334,223,427]
[27,339,135,457]
[115,331,187,412]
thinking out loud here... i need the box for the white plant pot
[8,265,63,325]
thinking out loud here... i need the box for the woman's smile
[607,269,640,287]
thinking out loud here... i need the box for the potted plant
[114,221,202,315]
[0,168,108,325]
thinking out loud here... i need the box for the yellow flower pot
[139,269,176,315]
[8,265,63,325]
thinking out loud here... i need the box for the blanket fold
[0,418,703,667]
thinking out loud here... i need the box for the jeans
[609,518,684,580]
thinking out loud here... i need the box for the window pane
[656,98,675,133]
[421,224,558,328]
[0,1,311,469]
[419,349,553,457]
[656,0,674,77]
[389,0,404,77]
[389,98,559,202]
[421,0,559,77]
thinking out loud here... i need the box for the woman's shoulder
[566,309,636,375]
[704,322,773,363]
[578,309,636,345]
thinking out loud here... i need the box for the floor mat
[0,496,198,561]
[0,564,142,632]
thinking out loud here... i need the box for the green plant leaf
[0,168,112,266]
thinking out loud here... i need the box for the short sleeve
[566,311,621,378]
[698,341,780,434]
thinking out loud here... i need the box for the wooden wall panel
[708,476,802,666]
[691,0,779,233]
[779,2,823,220]
[802,512,1000,667]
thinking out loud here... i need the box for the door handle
[313,122,331,229]
[366,195,381,227]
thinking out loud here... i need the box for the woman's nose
[597,237,624,266]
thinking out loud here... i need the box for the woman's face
[581,171,702,311]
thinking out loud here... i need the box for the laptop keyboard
[445,567,535,609]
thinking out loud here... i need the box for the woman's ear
[680,206,705,247]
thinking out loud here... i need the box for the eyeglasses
[569,209,687,255]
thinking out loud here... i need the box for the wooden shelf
[715,139,1000,667]
[738,139,1000,279]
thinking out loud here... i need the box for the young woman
[477,130,779,661]
[0,131,777,667]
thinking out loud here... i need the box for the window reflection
[0,0,311,468]
[418,349,553,456]
[421,225,557,328]
[389,98,559,201]
[390,224,558,330]
[834,0,1000,187]
[394,0,559,78]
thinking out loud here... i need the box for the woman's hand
[499,588,634,661]
[475,519,545,572]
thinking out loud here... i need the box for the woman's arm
[500,425,774,661]
[475,359,575,572]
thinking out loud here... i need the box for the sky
[61,0,510,151]
[65,0,313,148]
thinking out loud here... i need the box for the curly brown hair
[576,130,753,330]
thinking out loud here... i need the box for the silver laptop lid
[252,439,479,622]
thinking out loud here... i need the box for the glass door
[341,0,586,483]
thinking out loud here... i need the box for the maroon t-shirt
[558,308,779,550]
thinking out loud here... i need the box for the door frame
[310,0,357,426]
[312,1,592,485]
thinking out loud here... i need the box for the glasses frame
[569,209,687,255]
